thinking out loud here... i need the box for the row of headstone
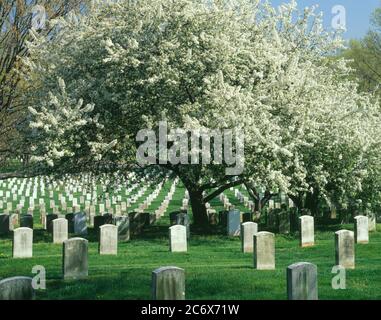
[152,262,318,300]
[7,222,359,273]
[0,171,163,216]
[135,182,164,213]
[1,172,159,200]
[154,179,179,219]
[10,215,126,259]
[250,227,358,270]
[0,261,322,300]
[0,260,318,300]
[181,190,189,211]
[219,193,232,210]
[240,216,314,253]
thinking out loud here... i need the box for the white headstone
[299,215,314,247]
[169,225,187,252]
[254,231,275,270]
[227,209,241,236]
[354,216,369,244]
[241,222,258,253]
[99,224,118,255]
[335,230,355,269]
[53,218,68,244]
[13,227,33,258]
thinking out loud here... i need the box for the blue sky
[267,0,380,39]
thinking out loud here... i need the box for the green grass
[1,223,381,300]
[1,180,380,300]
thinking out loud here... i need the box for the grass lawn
[0,222,380,300]
[0,180,380,300]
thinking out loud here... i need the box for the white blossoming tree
[24,0,381,226]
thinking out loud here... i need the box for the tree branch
[203,179,243,203]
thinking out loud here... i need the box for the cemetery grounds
[0,175,380,300]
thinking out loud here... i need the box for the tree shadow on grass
[0,232,11,240]
[315,223,351,233]
[32,229,53,243]
[133,225,169,240]
[229,265,254,270]
[137,224,231,242]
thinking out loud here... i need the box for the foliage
[0,0,89,165]
[343,6,381,97]
[24,0,381,223]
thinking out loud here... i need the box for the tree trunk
[188,189,209,227]
[288,194,303,210]
[305,188,319,216]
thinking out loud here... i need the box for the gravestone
[0,277,35,300]
[335,230,355,269]
[94,215,107,232]
[169,211,187,226]
[102,213,114,225]
[53,218,68,244]
[114,215,130,241]
[169,212,179,226]
[176,212,190,240]
[330,204,337,219]
[63,238,88,280]
[299,215,314,247]
[148,213,157,225]
[9,213,18,231]
[99,224,118,255]
[0,214,10,235]
[46,214,58,233]
[129,212,148,235]
[152,266,185,300]
[74,212,87,236]
[364,204,376,232]
[13,227,33,258]
[278,209,290,234]
[208,209,218,225]
[254,231,275,270]
[40,211,47,229]
[241,222,258,253]
[368,213,376,232]
[65,213,75,233]
[287,262,318,300]
[227,209,241,236]
[242,212,252,223]
[169,225,187,252]
[266,210,278,230]
[219,210,228,227]
[89,210,95,228]
[354,216,369,244]
[20,215,33,229]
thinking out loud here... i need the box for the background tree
[343,6,381,97]
[0,0,89,169]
